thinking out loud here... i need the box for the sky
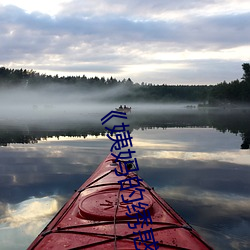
[0,0,250,85]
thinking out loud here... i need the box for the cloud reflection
[156,186,250,249]
[0,196,59,229]
[151,150,250,167]
[132,128,249,166]
[0,125,249,249]
[0,196,62,249]
[157,186,250,216]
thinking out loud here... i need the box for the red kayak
[28,153,213,249]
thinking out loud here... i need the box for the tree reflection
[241,134,250,149]
[0,109,250,149]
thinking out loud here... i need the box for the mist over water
[0,85,113,122]
[0,84,250,249]
[1,84,250,148]
[0,84,199,125]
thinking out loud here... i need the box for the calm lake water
[0,104,250,249]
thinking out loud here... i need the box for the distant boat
[186,105,196,109]
[115,106,132,113]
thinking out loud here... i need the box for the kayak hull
[28,153,213,249]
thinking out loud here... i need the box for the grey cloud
[1,4,249,50]
[185,13,250,49]
[0,3,249,84]
[59,0,216,18]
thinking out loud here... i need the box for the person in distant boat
[119,105,122,109]
[124,105,127,109]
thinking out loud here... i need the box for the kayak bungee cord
[27,154,213,249]
[31,170,212,249]
[39,166,211,249]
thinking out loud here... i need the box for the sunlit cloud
[152,46,250,62]
[0,0,66,16]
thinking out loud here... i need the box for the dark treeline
[0,63,250,104]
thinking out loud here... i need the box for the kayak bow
[28,153,213,249]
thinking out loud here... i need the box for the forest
[0,63,249,104]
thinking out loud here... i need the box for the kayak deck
[28,154,213,249]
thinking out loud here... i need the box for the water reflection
[1,196,59,228]
[133,128,250,250]
[0,108,250,249]
[0,107,250,149]
[0,196,62,250]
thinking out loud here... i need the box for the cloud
[0,1,250,84]
[8,6,248,49]
[58,0,244,19]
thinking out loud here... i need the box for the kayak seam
[113,186,121,250]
